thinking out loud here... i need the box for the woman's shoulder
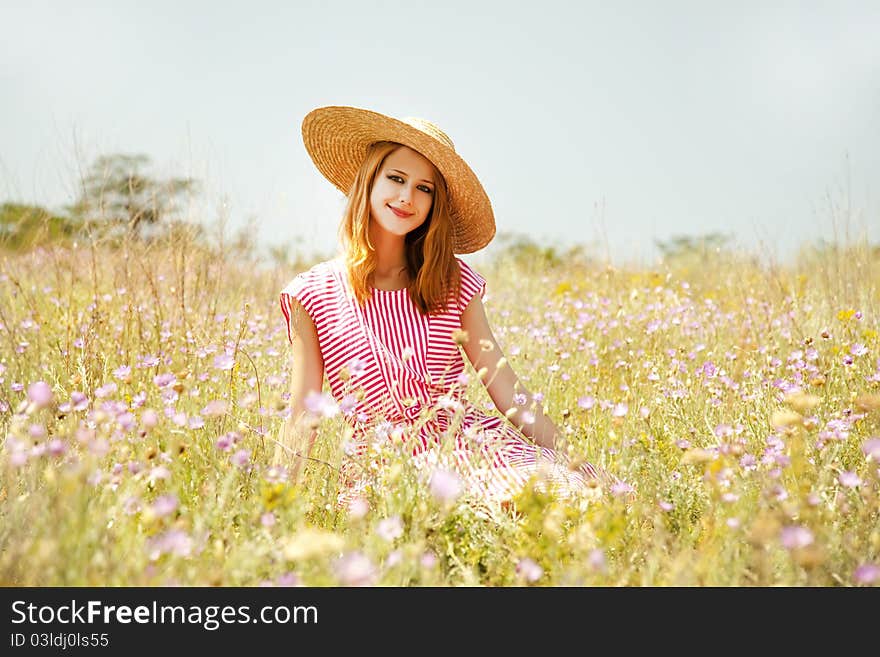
[454,256,486,285]
[452,256,487,308]
[281,257,342,297]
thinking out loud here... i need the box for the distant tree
[68,153,197,237]
[0,202,78,251]
[655,232,732,261]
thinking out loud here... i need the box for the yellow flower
[837,309,856,323]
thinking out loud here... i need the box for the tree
[68,154,197,236]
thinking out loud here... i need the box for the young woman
[278,106,617,507]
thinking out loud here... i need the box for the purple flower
[611,480,635,498]
[839,471,862,488]
[850,343,868,357]
[780,525,814,550]
[347,358,366,377]
[611,403,628,418]
[202,399,228,417]
[213,353,235,371]
[339,394,358,416]
[304,391,338,418]
[140,355,160,368]
[231,448,251,469]
[28,424,47,439]
[862,438,880,461]
[853,563,880,585]
[516,557,543,583]
[151,494,178,518]
[153,373,177,388]
[376,516,403,542]
[216,432,237,451]
[429,468,463,503]
[420,551,438,569]
[141,409,159,429]
[276,572,302,587]
[261,512,276,527]
[577,395,595,410]
[588,548,607,573]
[146,529,193,560]
[94,382,117,399]
[333,552,376,586]
[113,365,132,380]
[27,381,54,409]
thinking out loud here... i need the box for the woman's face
[369,145,436,241]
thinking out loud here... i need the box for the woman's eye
[388,175,403,183]
[418,185,433,194]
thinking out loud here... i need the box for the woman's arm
[275,297,325,481]
[460,294,562,451]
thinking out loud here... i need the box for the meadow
[1,228,878,586]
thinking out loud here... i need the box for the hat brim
[301,106,495,254]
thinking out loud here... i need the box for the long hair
[340,141,460,315]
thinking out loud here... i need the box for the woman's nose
[398,186,412,205]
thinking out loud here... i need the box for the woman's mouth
[389,205,414,218]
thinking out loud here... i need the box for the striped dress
[280,256,613,506]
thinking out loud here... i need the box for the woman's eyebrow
[389,168,434,185]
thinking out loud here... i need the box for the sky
[2,0,878,266]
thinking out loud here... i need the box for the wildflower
[113,365,132,381]
[147,529,193,560]
[304,391,338,418]
[429,468,463,503]
[347,497,369,519]
[27,381,54,409]
[611,480,635,498]
[516,558,543,583]
[94,382,117,399]
[839,471,861,488]
[853,563,880,585]
[339,394,358,416]
[347,358,367,377]
[261,512,276,527]
[862,437,880,461]
[231,449,251,469]
[141,409,159,429]
[151,494,179,518]
[577,396,595,410]
[780,525,814,550]
[420,551,438,569]
[333,552,376,586]
[147,466,171,484]
[202,399,228,417]
[276,572,302,587]
[587,548,607,573]
[612,403,628,418]
[376,516,404,542]
[213,353,235,371]
[850,343,868,357]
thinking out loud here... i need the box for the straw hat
[301,105,495,254]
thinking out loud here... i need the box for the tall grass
[1,227,878,586]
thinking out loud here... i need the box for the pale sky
[2,0,878,265]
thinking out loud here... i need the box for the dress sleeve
[279,271,313,345]
[456,257,487,313]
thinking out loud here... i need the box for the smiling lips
[388,205,414,218]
